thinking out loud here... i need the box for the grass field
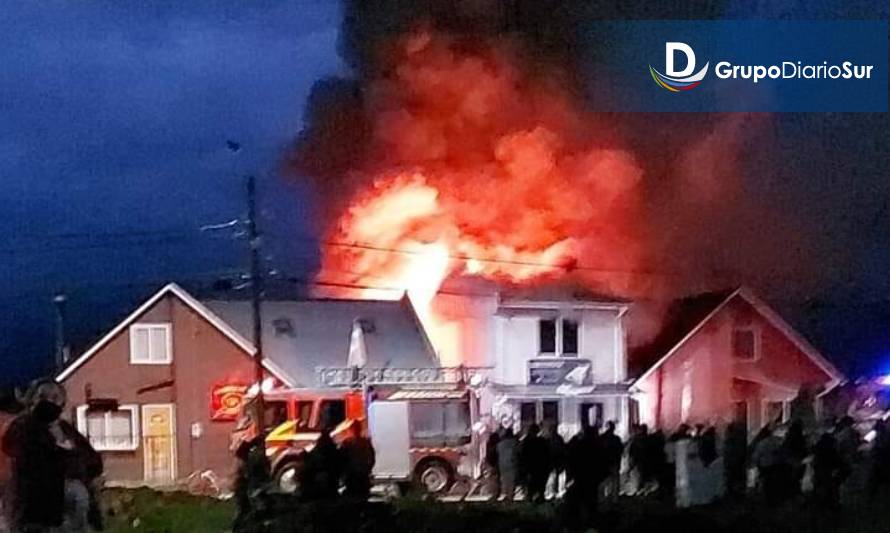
[99,487,890,533]
[103,489,235,533]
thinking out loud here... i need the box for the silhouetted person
[646,429,667,497]
[340,422,375,500]
[753,425,790,506]
[724,421,749,498]
[627,424,648,495]
[519,423,550,503]
[835,416,860,495]
[301,429,343,501]
[542,421,566,499]
[485,427,502,499]
[813,431,842,510]
[868,420,890,500]
[783,421,808,496]
[663,425,690,502]
[600,421,624,502]
[496,428,518,501]
[698,427,718,467]
[3,379,102,533]
[563,426,602,529]
[233,432,271,531]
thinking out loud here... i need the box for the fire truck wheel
[275,459,302,494]
[415,459,453,495]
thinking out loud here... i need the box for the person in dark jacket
[783,420,808,496]
[563,426,603,529]
[3,379,102,532]
[496,428,519,501]
[868,419,890,500]
[542,421,566,499]
[813,431,843,510]
[300,429,343,501]
[519,424,551,503]
[339,421,375,500]
[600,421,624,503]
[645,429,667,497]
[627,424,648,495]
[233,432,271,532]
[485,427,502,499]
[723,420,749,499]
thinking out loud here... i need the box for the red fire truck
[231,385,476,495]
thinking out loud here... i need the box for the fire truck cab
[232,386,474,495]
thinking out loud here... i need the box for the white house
[430,285,633,439]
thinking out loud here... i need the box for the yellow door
[142,404,176,484]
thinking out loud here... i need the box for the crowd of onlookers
[482,413,890,519]
[232,420,376,531]
[7,375,890,532]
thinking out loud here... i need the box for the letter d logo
[649,42,709,92]
[666,42,696,77]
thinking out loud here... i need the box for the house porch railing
[316,365,492,388]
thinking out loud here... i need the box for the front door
[142,404,176,484]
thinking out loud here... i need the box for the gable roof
[630,287,845,393]
[202,295,440,388]
[55,283,292,385]
[629,289,734,379]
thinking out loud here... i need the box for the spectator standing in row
[724,420,748,498]
[300,428,342,501]
[496,428,519,501]
[813,430,843,510]
[626,424,648,495]
[519,424,551,503]
[563,425,604,529]
[600,422,624,503]
[784,421,808,497]
[340,422,375,500]
[868,419,890,500]
[484,426,501,499]
[542,421,566,500]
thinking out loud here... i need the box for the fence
[316,366,491,388]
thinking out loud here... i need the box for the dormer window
[130,323,172,364]
[732,327,760,361]
[539,318,579,357]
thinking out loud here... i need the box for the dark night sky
[1,0,889,386]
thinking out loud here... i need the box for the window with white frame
[731,327,759,361]
[538,318,579,357]
[763,400,790,426]
[76,405,139,451]
[130,323,172,364]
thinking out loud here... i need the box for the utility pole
[53,292,68,374]
[247,176,266,427]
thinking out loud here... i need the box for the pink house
[631,287,844,433]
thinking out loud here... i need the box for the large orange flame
[314,31,647,364]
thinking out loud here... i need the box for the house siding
[635,296,835,432]
[62,294,255,486]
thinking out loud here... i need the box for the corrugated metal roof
[204,297,439,388]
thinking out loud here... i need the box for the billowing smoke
[287,1,814,353]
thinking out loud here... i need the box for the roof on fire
[497,283,631,307]
[628,287,845,393]
[203,296,439,387]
